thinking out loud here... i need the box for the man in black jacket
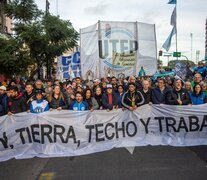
[122,82,144,111]
[23,82,35,111]
[166,79,191,105]
[8,86,26,115]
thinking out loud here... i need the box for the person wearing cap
[69,92,89,111]
[92,79,101,92]
[0,86,8,116]
[102,84,118,111]
[64,84,75,106]
[76,84,83,93]
[30,90,49,113]
[166,79,191,105]
[7,86,26,115]
[122,82,144,111]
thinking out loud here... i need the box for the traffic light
[159,50,163,56]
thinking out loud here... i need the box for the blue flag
[170,7,176,26]
[168,0,176,4]
[162,26,176,52]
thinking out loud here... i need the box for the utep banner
[80,21,157,79]
[1,104,207,162]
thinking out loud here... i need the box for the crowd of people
[0,70,207,116]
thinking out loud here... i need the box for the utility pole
[56,0,59,16]
[190,33,193,61]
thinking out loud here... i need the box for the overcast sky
[35,0,207,64]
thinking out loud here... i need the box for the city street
[0,146,207,180]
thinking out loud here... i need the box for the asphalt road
[0,146,207,180]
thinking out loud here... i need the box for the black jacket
[166,88,191,105]
[122,91,144,109]
[8,95,26,114]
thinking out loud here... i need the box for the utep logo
[61,52,81,79]
[98,24,138,70]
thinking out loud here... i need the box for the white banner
[80,21,157,79]
[0,104,207,162]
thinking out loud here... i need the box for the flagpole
[175,4,178,61]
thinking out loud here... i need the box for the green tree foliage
[168,60,195,68]
[0,37,30,75]
[2,0,79,78]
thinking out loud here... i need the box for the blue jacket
[69,101,89,111]
[190,92,207,105]
[116,92,124,108]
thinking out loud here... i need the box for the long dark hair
[192,84,202,96]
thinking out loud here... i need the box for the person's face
[202,84,207,91]
[36,94,43,101]
[76,78,81,85]
[77,87,82,93]
[76,93,83,103]
[111,78,116,85]
[129,85,136,92]
[10,82,16,86]
[185,84,192,91]
[35,81,42,88]
[102,82,107,88]
[0,89,5,95]
[10,90,18,97]
[54,86,60,94]
[195,85,201,93]
[130,77,136,83]
[25,85,33,94]
[142,81,149,90]
[95,88,102,95]
[158,80,165,89]
[118,86,123,93]
[175,80,182,89]
[86,90,91,98]
[72,82,76,88]
[47,81,52,87]
[106,88,112,94]
[67,87,73,93]
[194,74,202,82]
[54,80,59,85]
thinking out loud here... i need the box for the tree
[2,0,79,79]
[0,37,30,76]
[168,60,195,69]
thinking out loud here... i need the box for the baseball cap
[93,79,100,83]
[106,84,112,89]
[66,84,73,89]
[0,86,6,91]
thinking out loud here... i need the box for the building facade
[0,0,12,35]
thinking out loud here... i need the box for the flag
[170,7,176,26]
[168,0,176,4]
[162,26,176,52]
[174,61,187,80]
